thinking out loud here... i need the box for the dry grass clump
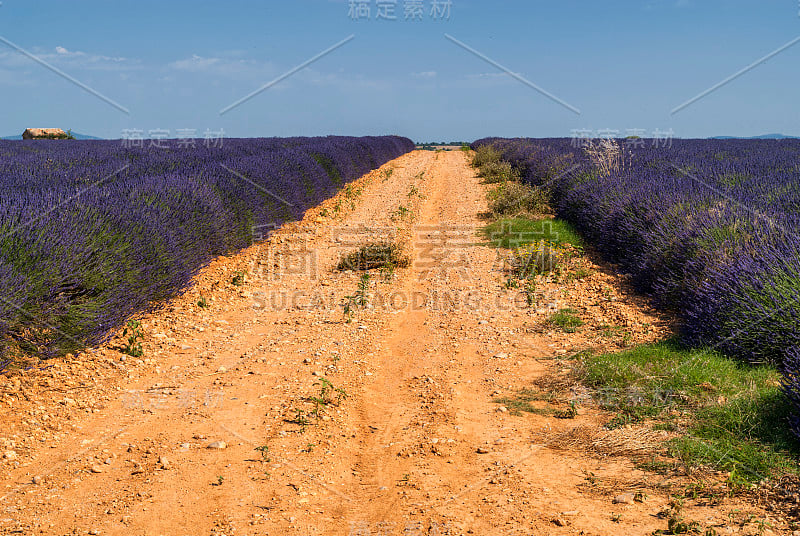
[336,242,410,272]
[535,424,666,456]
[488,181,550,218]
[583,138,630,177]
[509,240,568,278]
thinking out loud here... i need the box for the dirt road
[0,151,764,535]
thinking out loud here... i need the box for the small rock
[159,456,170,469]
[552,517,568,527]
[496,406,508,413]
[217,366,227,373]
[479,320,489,325]
[613,493,636,505]
[312,371,323,377]
[207,441,227,450]
[476,447,489,454]
[303,358,311,364]
[180,443,190,450]
[89,530,101,535]
[32,475,42,485]
[91,465,104,474]
[493,353,509,359]
[3,450,17,460]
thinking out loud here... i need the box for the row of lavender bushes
[0,135,414,360]
[472,137,800,435]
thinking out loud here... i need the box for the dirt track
[0,151,775,535]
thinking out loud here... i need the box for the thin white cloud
[168,54,388,91]
[304,68,390,90]
[412,71,437,78]
[168,54,273,79]
[51,45,127,64]
[0,46,135,72]
[469,72,520,79]
[465,72,520,83]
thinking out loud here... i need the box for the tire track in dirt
[338,151,487,530]
[317,151,534,533]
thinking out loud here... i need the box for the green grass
[481,217,584,250]
[579,340,799,482]
[477,161,519,183]
[564,266,593,282]
[471,145,501,168]
[548,308,584,333]
[309,153,343,184]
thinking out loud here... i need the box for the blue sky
[0,0,798,141]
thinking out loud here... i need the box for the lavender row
[0,135,415,360]
[472,137,800,434]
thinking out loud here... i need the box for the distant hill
[1,131,102,140]
[711,134,799,140]
[416,141,468,146]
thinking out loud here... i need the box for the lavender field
[473,137,800,436]
[0,136,414,361]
